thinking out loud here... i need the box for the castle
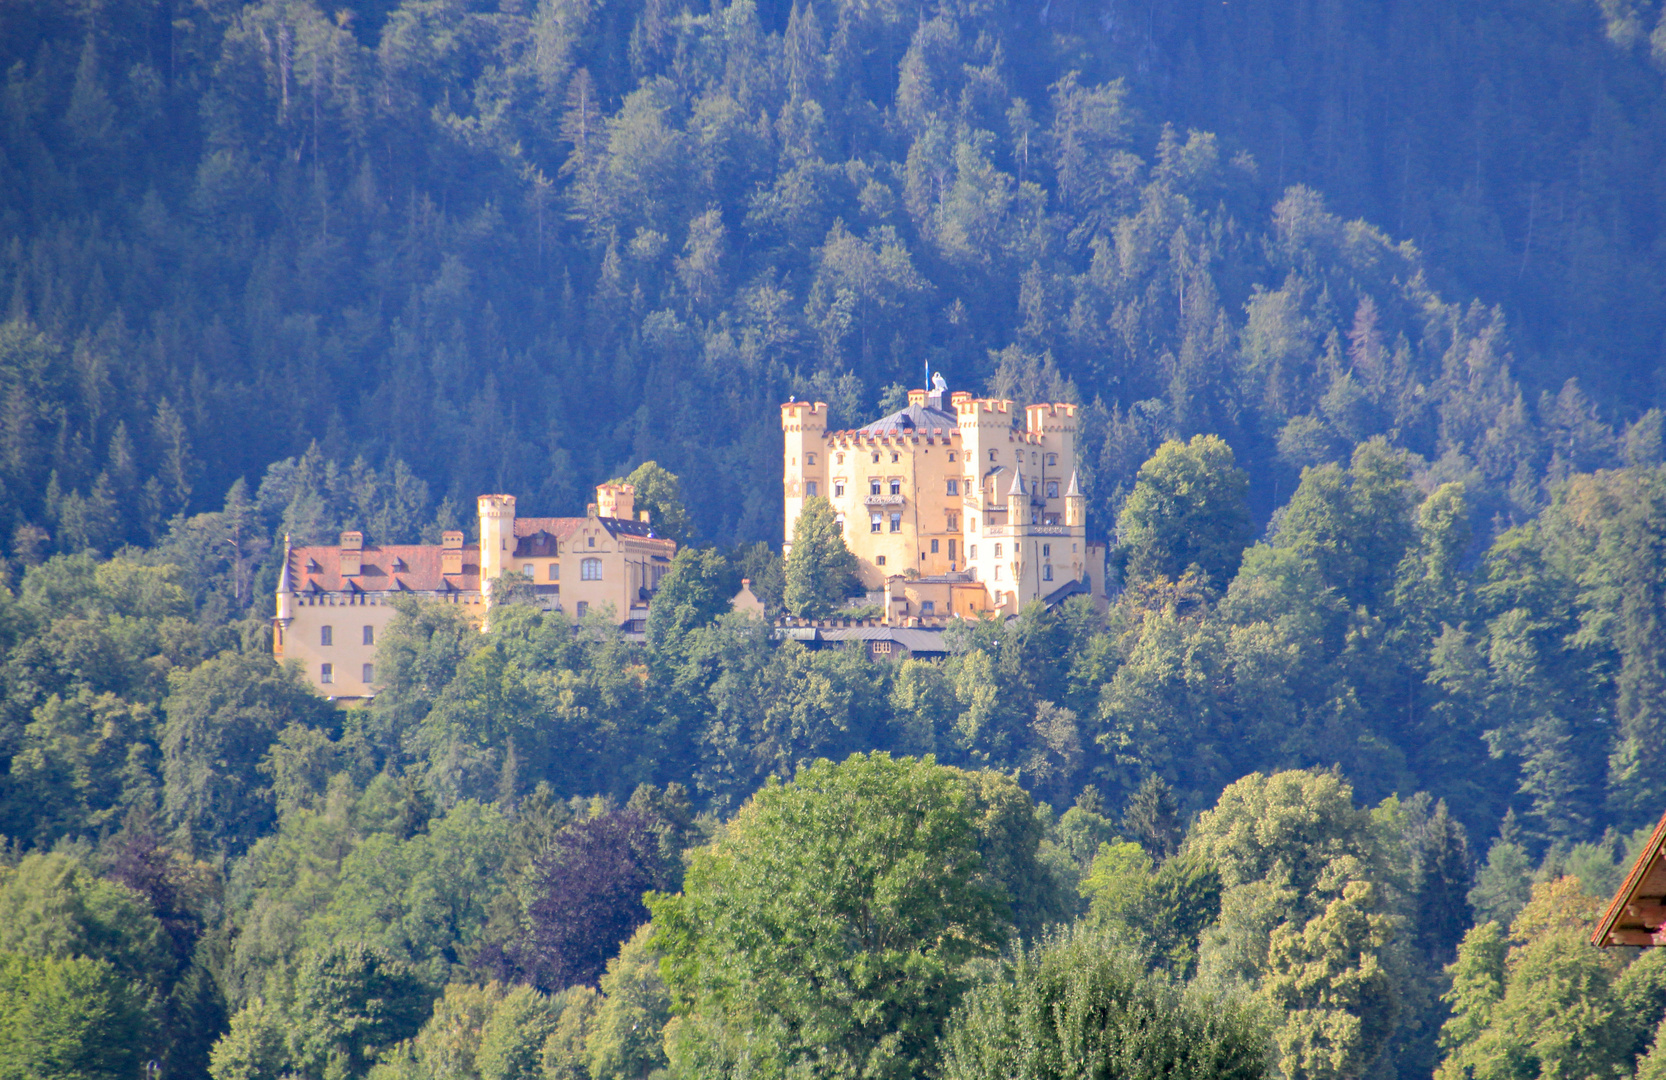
[274,483,675,699]
[275,378,1105,700]
[782,376,1106,621]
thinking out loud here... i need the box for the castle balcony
[984,524,1074,538]
[863,494,905,507]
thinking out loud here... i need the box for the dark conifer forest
[7,0,1666,1078]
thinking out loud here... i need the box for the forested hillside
[2,0,1665,549]
[8,0,1666,1078]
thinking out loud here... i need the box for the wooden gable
[1593,806,1666,947]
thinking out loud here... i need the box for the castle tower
[1065,469,1086,529]
[1022,402,1079,524]
[781,399,828,553]
[478,494,517,588]
[596,483,636,521]
[956,396,1016,527]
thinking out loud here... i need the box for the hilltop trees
[1117,435,1253,587]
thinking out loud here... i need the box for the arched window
[581,558,603,581]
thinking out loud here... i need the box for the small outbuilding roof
[1593,806,1666,946]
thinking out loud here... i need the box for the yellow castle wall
[783,392,1089,612]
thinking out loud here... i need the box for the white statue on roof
[931,371,948,395]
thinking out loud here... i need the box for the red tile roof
[288,544,482,593]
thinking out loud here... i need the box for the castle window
[1047,481,1059,499]
[321,625,333,646]
[363,625,374,646]
[970,545,978,559]
[834,481,845,497]
[877,555,887,566]
[994,566,1002,580]
[921,601,935,614]
[946,479,958,495]
[891,452,899,463]
[1043,565,1054,581]
[969,518,977,532]
[989,450,996,462]
[1043,544,1051,557]
[949,538,957,560]
[835,514,846,534]
[807,453,816,465]
[837,453,845,464]
[947,512,959,530]
[870,480,882,496]
[806,481,818,497]
[582,558,603,580]
[872,452,880,464]
[588,536,595,547]
[931,539,939,553]
[948,452,956,462]
[320,663,334,685]
[1047,453,1057,466]
[576,601,589,617]
[994,544,1003,558]
[889,480,901,496]
[873,641,893,655]
[363,663,376,683]
[870,513,882,533]
[523,563,536,576]
[889,513,902,533]
[549,564,559,581]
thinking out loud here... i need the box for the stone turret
[1006,468,1029,527]
[1065,469,1086,528]
[276,534,293,622]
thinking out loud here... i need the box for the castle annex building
[782,377,1105,620]
[275,483,675,699]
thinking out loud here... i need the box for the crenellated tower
[781,399,828,553]
[478,494,517,594]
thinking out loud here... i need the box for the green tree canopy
[645,547,737,662]
[647,753,1021,1080]
[614,462,690,545]
[1116,435,1252,587]
[940,927,1268,1080]
[782,496,861,618]
[1188,769,1406,1080]
[0,952,149,1080]
[162,650,335,855]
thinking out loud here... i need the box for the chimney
[339,531,363,576]
[442,530,464,574]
